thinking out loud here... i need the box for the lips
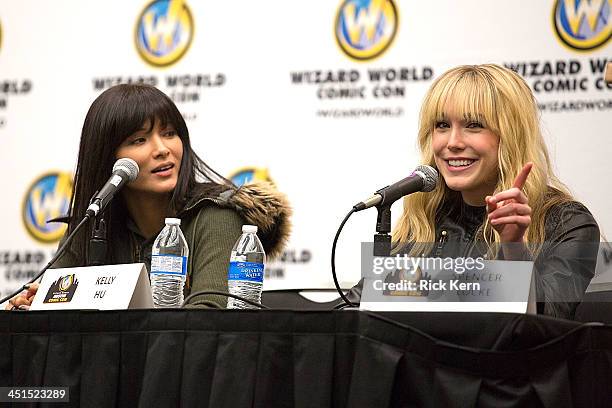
[151,163,174,173]
[447,158,476,167]
[443,158,478,172]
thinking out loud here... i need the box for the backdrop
[0,0,610,300]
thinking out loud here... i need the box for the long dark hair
[67,84,233,265]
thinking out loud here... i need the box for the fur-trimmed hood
[181,182,292,260]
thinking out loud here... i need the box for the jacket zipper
[133,234,142,262]
[434,230,448,257]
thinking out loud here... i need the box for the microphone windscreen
[113,158,139,181]
[414,165,438,192]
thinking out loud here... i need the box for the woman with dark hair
[7,84,291,309]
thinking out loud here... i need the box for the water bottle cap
[165,218,181,226]
[242,225,257,233]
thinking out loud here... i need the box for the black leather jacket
[347,200,600,320]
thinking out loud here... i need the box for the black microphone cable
[0,214,92,305]
[331,208,358,308]
[3,159,140,307]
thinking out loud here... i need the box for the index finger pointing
[512,162,533,190]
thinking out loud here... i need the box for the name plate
[30,263,153,310]
[360,259,536,314]
[587,243,612,293]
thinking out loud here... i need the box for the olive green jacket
[52,182,292,308]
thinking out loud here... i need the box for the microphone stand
[374,204,392,257]
[87,191,107,266]
[329,202,393,308]
[88,214,107,266]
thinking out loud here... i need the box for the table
[2,310,611,407]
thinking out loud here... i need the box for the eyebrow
[435,112,484,121]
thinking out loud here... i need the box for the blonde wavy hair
[392,64,573,257]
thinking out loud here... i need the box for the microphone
[353,165,438,211]
[86,158,139,217]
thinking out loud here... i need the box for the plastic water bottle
[227,225,266,309]
[150,218,189,308]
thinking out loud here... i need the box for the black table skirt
[1,310,611,408]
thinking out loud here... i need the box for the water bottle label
[228,262,264,283]
[150,255,187,276]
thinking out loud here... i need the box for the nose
[446,126,465,151]
[151,134,170,158]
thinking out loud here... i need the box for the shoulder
[183,204,243,234]
[196,204,242,222]
[544,200,599,241]
[181,182,236,213]
[545,200,595,225]
[181,181,292,259]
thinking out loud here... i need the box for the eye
[130,137,146,145]
[466,122,484,129]
[435,121,450,129]
[163,129,178,138]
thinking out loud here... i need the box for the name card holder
[360,259,536,314]
[587,243,612,293]
[30,263,153,310]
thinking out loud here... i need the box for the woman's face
[431,112,499,205]
[115,118,184,197]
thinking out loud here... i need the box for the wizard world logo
[228,167,273,187]
[22,172,72,243]
[43,274,79,304]
[335,0,398,61]
[553,0,611,51]
[135,0,194,67]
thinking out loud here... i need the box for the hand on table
[5,283,39,311]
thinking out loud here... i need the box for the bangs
[422,68,499,132]
[119,88,182,136]
[101,84,186,147]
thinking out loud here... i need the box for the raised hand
[486,162,533,243]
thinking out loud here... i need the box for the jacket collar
[47,181,292,260]
[179,182,292,260]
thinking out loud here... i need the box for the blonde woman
[388,64,599,319]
